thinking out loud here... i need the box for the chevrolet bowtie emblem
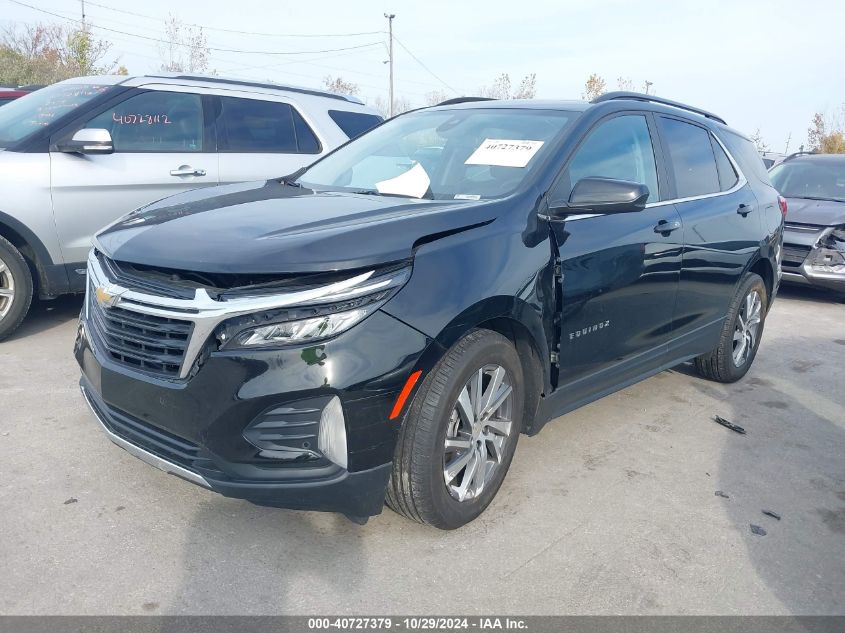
[95,285,124,308]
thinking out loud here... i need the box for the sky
[3,0,844,151]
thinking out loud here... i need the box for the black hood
[784,197,845,227]
[96,180,495,274]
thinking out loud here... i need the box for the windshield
[0,83,114,148]
[297,108,577,200]
[769,160,845,202]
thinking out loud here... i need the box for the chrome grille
[88,285,193,377]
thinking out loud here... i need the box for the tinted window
[769,160,845,201]
[292,108,321,153]
[0,83,112,147]
[219,97,320,154]
[328,110,383,139]
[712,136,738,191]
[660,117,720,197]
[85,91,203,152]
[566,114,659,202]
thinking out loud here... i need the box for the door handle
[170,165,207,177]
[653,219,682,234]
[737,203,753,216]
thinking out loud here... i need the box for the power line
[393,35,458,95]
[9,0,385,56]
[75,0,384,38]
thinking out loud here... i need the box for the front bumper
[75,304,431,516]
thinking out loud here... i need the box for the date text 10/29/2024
[308,617,529,631]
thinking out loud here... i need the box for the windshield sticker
[375,162,431,199]
[454,194,481,200]
[465,139,545,168]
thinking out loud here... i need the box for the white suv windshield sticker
[375,162,431,199]
[465,139,545,168]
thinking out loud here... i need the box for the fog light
[318,396,347,469]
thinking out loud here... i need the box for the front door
[548,113,683,396]
[50,89,219,266]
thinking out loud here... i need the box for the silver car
[0,73,382,339]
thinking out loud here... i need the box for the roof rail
[782,151,818,162]
[144,74,363,104]
[436,97,496,106]
[591,91,727,125]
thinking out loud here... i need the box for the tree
[808,106,845,154]
[159,14,209,73]
[617,76,634,91]
[371,95,413,118]
[323,75,360,96]
[424,89,450,106]
[582,73,606,101]
[750,129,769,153]
[1,23,119,85]
[477,73,537,99]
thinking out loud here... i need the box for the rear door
[655,115,761,355]
[213,94,325,184]
[549,112,683,394]
[50,88,218,265]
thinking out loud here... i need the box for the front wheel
[694,272,767,383]
[386,329,524,529]
[0,236,33,342]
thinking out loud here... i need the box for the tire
[694,273,767,383]
[0,235,33,342]
[386,329,525,529]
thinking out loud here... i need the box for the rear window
[659,117,720,198]
[328,110,383,139]
[218,97,321,154]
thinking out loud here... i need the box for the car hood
[784,197,845,227]
[96,179,495,274]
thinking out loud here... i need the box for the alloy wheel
[732,288,762,367]
[0,255,15,320]
[442,364,514,502]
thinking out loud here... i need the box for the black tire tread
[0,235,33,342]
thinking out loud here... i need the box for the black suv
[75,92,783,529]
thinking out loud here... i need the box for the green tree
[808,108,845,154]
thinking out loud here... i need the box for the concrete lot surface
[0,286,843,615]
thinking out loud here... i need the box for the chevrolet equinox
[75,92,784,529]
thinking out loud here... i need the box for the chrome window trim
[86,250,379,379]
[552,130,749,221]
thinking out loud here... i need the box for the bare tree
[477,73,537,99]
[159,14,209,73]
[424,89,450,106]
[582,73,606,101]
[808,106,845,153]
[750,129,769,153]
[323,75,360,96]
[617,76,634,91]
[1,23,118,85]
[371,95,413,118]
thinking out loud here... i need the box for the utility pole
[384,13,395,117]
[81,0,86,29]
[644,80,653,95]
[784,132,792,154]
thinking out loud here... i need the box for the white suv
[0,73,382,339]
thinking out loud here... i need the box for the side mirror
[550,177,649,216]
[57,128,114,155]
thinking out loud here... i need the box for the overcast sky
[4,0,844,151]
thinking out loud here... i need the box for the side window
[218,97,320,154]
[565,114,660,202]
[659,117,720,198]
[711,135,739,191]
[84,91,203,152]
[328,110,383,139]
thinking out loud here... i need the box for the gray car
[770,153,845,294]
[0,73,382,339]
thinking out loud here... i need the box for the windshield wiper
[278,166,307,187]
[349,189,421,199]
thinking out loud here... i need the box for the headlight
[219,264,410,349]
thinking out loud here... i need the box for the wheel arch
[747,255,775,308]
[0,210,68,297]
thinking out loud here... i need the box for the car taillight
[778,195,788,218]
